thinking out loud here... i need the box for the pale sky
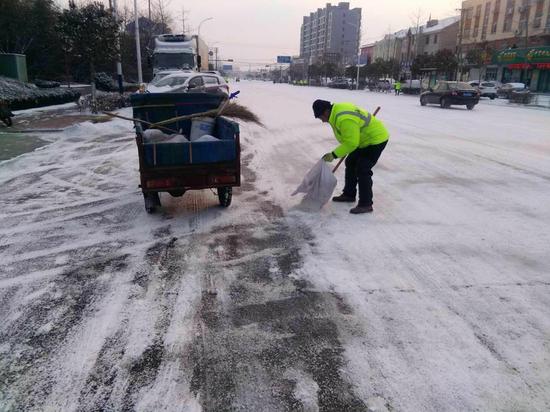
[68,1,462,69]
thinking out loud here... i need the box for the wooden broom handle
[332,106,381,173]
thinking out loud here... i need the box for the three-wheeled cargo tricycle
[131,93,241,213]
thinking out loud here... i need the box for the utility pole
[356,19,361,90]
[197,17,213,72]
[520,0,531,87]
[182,6,190,34]
[409,8,422,87]
[112,0,124,95]
[134,0,143,83]
[182,7,185,34]
[456,7,465,82]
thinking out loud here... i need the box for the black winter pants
[342,141,387,206]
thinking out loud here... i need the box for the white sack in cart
[292,159,337,209]
[194,134,219,142]
[166,134,189,143]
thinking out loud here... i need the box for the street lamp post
[345,21,362,90]
[134,0,143,83]
[112,0,124,95]
[356,24,361,90]
[197,17,213,72]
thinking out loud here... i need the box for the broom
[149,101,263,128]
[102,101,263,133]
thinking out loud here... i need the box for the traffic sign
[277,56,292,64]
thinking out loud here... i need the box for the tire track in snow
[185,156,369,411]
[0,253,130,410]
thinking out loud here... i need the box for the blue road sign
[277,56,292,64]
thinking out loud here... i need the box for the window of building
[485,67,498,80]
[463,7,473,38]
[425,35,430,45]
[518,0,530,33]
[503,0,515,32]
[481,2,491,39]
[533,0,544,28]
[434,34,438,44]
[492,0,501,33]
[473,4,482,38]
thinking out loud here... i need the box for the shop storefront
[493,47,550,93]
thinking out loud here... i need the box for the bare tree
[151,0,173,32]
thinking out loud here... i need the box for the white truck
[152,34,209,74]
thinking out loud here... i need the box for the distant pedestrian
[312,99,389,214]
[394,80,402,96]
[0,100,14,127]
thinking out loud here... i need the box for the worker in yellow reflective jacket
[313,99,389,214]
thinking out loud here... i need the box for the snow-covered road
[1,82,549,411]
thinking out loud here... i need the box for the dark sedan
[328,78,352,89]
[420,81,480,110]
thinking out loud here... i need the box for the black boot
[350,205,373,214]
[332,194,356,202]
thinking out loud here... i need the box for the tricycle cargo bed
[130,92,241,212]
[141,117,239,167]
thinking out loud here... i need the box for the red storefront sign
[507,63,531,69]
[507,63,550,70]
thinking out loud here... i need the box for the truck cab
[153,34,209,75]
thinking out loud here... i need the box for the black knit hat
[312,99,332,118]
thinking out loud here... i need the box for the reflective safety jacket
[395,82,402,90]
[328,102,389,158]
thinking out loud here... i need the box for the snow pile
[77,91,132,112]
[0,76,81,110]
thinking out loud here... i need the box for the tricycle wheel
[217,187,232,207]
[144,192,161,213]
[168,190,186,197]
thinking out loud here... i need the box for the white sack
[194,134,219,142]
[142,129,168,143]
[166,134,189,143]
[292,159,337,209]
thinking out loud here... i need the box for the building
[300,2,362,66]
[369,16,459,79]
[419,16,460,55]
[372,30,407,62]
[360,43,375,64]
[460,0,550,91]
[289,56,308,80]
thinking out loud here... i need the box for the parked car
[468,80,501,99]
[497,82,526,99]
[146,72,229,96]
[401,79,422,95]
[328,78,351,89]
[420,81,480,109]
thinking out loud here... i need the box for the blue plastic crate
[189,140,237,164]
[143,142,190,166]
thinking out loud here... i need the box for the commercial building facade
[360,43,375,64]
[460,0,550,91]
[300,2,362,66]
[369,16,459,79]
